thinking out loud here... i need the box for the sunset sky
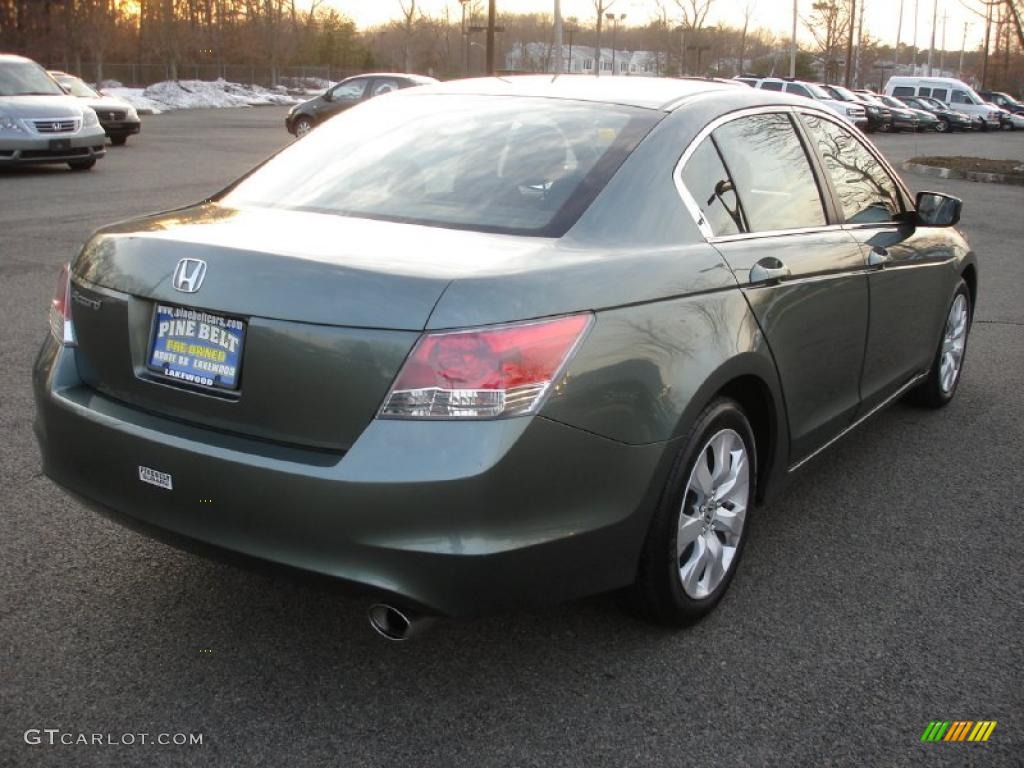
[329,0,989,50]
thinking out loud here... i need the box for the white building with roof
[506,43,662,77]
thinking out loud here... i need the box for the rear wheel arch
[716,375,778,503]
[671,356,789,505]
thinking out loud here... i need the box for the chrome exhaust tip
[367,603,431,641]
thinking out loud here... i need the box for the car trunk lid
[69,205,551,451]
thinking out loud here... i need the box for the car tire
[908,280,972,409]
[632,397,756,626]
[294,116,313,138]
[68,159,96,171]
[935,119,949,133]
[110,135,127,146]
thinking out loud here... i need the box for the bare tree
[398,0,416,72]
[673,0,715,31]
[738,2,754,73]
[804,0,852,82]
[592,0,617,74]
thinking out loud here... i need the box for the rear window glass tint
[223,95,658,237]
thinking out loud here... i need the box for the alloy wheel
[940,294,969,393]
[676,428,750,599]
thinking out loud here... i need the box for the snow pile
[101,86,166,114]
[100,78,314,114]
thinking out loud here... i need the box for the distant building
[505,42,662,77]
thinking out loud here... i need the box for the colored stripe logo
[921,721,997,742]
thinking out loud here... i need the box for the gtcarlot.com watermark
[24,729,203,747]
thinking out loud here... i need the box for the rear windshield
[0,59,65,97]
[223,94,658,236]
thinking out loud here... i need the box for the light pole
[565,19,578,73]
[926,0,937,75]
[894,0,904,73]
[789,0,798,78]
[844,0,857,87]
[606,13,626,74]
[958,21,969,77]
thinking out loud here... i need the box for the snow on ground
[98,78,326,115]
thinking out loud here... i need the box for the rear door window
[679,138,744,236]
[893,86,915,97]
[760,81,784,91]
[370,78,403,97]
[801,114,902,224]
[931,88,948,100]
[710,113,827,232]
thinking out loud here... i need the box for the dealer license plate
[147,303,246,391]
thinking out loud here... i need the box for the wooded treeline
[0,0,1020,92]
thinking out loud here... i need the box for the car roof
[343,72,438,83]
[404,74,803,112]
[0,53,39,65]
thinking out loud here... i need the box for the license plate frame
[48,138,72,150]
[146,303,247,392]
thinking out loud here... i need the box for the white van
[883,76,1001,130]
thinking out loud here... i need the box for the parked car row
[735,74,1023,134]
[0,53,140,172]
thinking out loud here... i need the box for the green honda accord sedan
[34,76,977,638]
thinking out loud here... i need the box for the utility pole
[894,0,904,72]
[789,0,797,78]
[486,0,496,75]
[981,1,992,88]
[926,0,936,75]
[957,21,968,77]
[938,10,948,72]
[553,0,563,73]
[912,0,919,73]
[606,13,625,74]
[854,0,865,87]
[844,0,857,87]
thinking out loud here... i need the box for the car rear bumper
[33,338,669,617]
[0,129,106,166]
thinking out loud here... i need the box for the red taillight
[380,313,592,419]
[49,263,75,346]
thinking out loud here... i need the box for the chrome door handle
[868,247,892,267]
[749,260,791,284]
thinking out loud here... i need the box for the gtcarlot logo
[24,729,203,747]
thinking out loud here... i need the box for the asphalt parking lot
[2,108,1022,767]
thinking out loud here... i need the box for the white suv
[752,78,868,129]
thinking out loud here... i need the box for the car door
[678,110,870,462]
[322,77,370,119]
[798,110,956,412]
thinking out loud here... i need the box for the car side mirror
[915,191,962,227]
[322,89,333,102]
